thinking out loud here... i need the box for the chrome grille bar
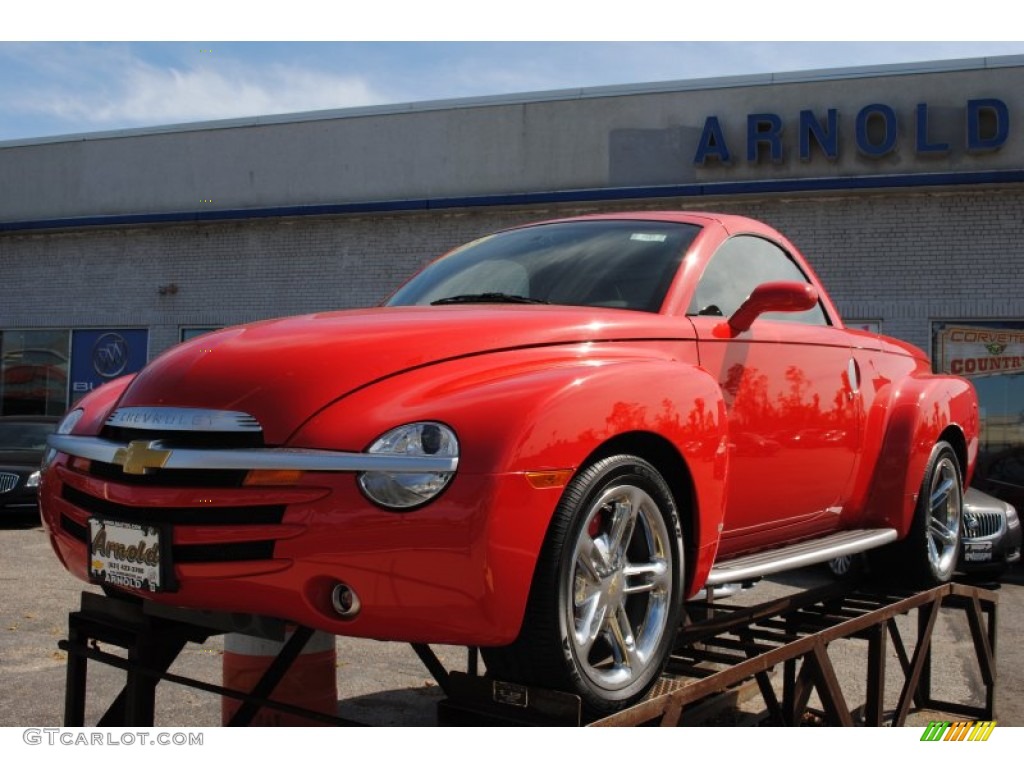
[964,510,1005,539]
[48,434,458,474]
[0,472,18,493]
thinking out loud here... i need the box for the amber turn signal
[243,469,304,486]
[525,469,574,489]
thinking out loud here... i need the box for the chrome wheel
[880,440,964,586]
[925,454,962,580]
[828,555,854,578]
[480,454,684,715]
[827,552,866,580]
[567,482,674,692]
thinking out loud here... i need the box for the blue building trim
[3,169,1024,233]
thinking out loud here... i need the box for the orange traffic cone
[221,628,338,726]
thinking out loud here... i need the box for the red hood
[119,306,690,443]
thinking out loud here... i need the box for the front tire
[482,455,684,716]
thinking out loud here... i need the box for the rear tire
[482,455,684,716]
[877,441,963,587]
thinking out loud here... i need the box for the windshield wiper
[430,293,550,306]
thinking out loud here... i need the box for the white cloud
[12,50,389,130]
[4,41,1023,142]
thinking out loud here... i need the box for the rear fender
[862,375,978,536]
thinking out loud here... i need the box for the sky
[2,4,1023,143]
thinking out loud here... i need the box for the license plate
[963,541,994,563]
[88,518,171,592]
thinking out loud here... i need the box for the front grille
[62,485,286,526]
[174,541,276,563]
[964,510,1005,539]
[87,460,247,488]
[94,414,263,486]
[61,514,88,541]
[0,472,18,493]
[100,426,265,450]
[60,408,288,566]
[60,513,276,563]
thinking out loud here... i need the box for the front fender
[39,374,135,546]
[862,374,978,536]
[484,356,729,601]
[58,374,136,436]
[291,342,728,638]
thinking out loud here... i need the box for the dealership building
[1,54,1023,471]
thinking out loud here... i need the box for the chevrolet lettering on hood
[106,407,262,432]
[39,212,979,717]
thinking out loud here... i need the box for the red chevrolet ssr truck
[41,212,978,714]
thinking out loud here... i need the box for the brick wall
[1,186,1021,359]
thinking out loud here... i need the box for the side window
[689,235,828,326]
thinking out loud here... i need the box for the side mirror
[727,281,819,334]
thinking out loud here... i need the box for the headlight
[43,407,86,468]
[26,471,41,489]
[358,422,459,510]
[56,408,85,435]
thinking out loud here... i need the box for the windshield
[0,422,54,452]
[387,220,700,312]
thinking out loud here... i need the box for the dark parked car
[959,487,1021,577]
[0,415,58,521]
[828,487,1021,580]
[973,447,1024,512]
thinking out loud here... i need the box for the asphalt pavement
[2,519,1021,727]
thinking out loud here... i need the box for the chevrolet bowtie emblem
[113,440,173,475]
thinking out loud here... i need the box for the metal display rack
[59,579,998,727]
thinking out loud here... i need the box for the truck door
[688,235,860,555]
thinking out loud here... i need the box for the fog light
[331,583,361,618]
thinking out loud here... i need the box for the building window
[0,329,70,416]
[180,327,220,342]
[846,319,881,334]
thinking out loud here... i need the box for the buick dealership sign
[70,329,148,400]
[91,332,130,378]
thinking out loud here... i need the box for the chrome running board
[705,528,898,586]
